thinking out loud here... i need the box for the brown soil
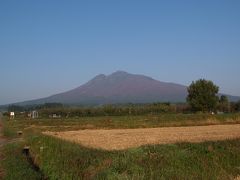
[44,124,240,150]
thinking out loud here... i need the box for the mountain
[13,71,240,105]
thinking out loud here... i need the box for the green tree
[218,95,230,112]
[235,100,240,112]
[187,79,219,112]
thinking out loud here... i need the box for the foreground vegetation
[1,143,42,180]
[2,134,240,179]
[1,113,240,179]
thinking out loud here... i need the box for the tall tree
[187,79,219,112]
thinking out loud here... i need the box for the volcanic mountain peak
[110,70,129,76]
[11,71,240,106]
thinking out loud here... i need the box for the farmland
[1,113,240,179]
[44,124,240,150]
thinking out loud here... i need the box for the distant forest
[4,101,240,118]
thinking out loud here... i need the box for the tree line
[5,101,240,118]
[7,103,181,117]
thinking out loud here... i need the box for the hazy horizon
[1,1,240,105]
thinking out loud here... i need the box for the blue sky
[0,0,240,105]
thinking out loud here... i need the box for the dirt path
[44,124,240,150]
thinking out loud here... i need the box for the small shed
[10,112,15,119]
[29,110,39,119]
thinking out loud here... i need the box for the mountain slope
[15,71,240,105]
[39,71,187,104]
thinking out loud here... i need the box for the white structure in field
[29,110,39,119]
[10,112,15,119]
[50,114,61,118]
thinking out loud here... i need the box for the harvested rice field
[44,124,240,150]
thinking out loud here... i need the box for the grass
[26,134,240,179]
[5,113,240,133]
[1,113,240,179]
[1,119,19,138]
[1,143,42,180]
